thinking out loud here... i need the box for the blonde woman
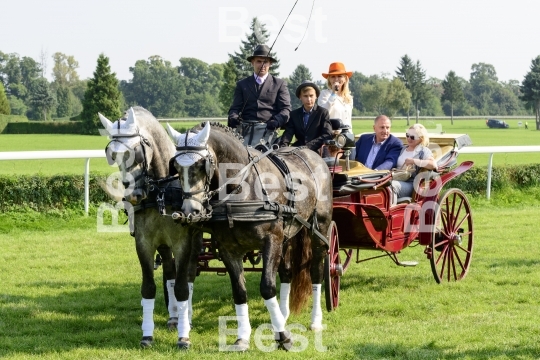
[317,62,353,129]
[391,124,437,202]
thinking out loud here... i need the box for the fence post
[85,158,90,216]
[486,153,494,200]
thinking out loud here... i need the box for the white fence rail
[1,147,539,214]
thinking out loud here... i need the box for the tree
[360,77,411,117]
[395,56,429,123]
[122,55,186,117]
[51,52,80,88]
[179,58,224,116]
[219,58,238,113]
[348,71,369,114]
[81,54,122,133]
[469,62,498,114]
[0,81,10,115]
[360,79,388,115]
[286,64,312,109]
[28,77,56,120]
[56,86,71,117]
[229,17,280,79]
[386,78,411,118]
[520,55,540,130]
[441,71,465,124]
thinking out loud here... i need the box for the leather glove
[228,117,240,128]
[266,119,279,130]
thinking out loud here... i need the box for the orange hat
[322,62,352,79]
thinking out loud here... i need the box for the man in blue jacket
[355,115,403,170]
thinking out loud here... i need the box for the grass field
[0,119,538,175]
[0,197,539,359]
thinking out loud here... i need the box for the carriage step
[397,261,418,267]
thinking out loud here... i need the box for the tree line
[1,17,540,131]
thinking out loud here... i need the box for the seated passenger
[355,115,403,170]
[391,124,437,203]
[279,81,333,152]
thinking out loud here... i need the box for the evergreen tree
[56,85,72,117]
[0,81,10,115]
[218,58,237,113]
[81,54,122,134]
[229,17,280,79]
[441,71,465,124]
[286,64,312,109]
[396,55,427,123]
[520,55,540,130]
[28,77,56,120]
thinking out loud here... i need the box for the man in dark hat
[279,80,333,152]
[228,44,291,147]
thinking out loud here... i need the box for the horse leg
[135,237,157,348]
[156,244,178,331]
[220,248,251,352]
[309,233,327,332]
[277,243,292,321]
[261,234,292,350]
[185,229,203,325]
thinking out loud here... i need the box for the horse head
[167,122,215,223]
[101,107,156,205]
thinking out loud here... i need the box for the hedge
[2,121,85,134]
[0,114,28,133]
[0,164,538,212]
[0,173,112,212]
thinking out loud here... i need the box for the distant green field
[0,119,538,175]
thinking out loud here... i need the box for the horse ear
[166,123,181,144]
[98,113,113,132]
[125,107,136,126]
[196,121,211,145]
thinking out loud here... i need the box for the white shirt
[317,89,353,128]
[253,73,269,84]
[397,145,433,169]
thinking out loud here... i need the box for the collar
[372,134,389,146]
[253,73,269,84]
[303,105,315,115]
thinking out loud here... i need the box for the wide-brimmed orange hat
[322,62,352,79]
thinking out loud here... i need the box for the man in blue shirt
[355,115,403,170]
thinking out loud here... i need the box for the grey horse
[100,107,201,348]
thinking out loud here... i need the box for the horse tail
[290,227,312,314]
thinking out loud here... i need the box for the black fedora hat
[246,44,277,63]
[295,80,320,98]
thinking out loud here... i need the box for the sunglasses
[406,133,418,140]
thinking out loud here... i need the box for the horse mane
[192,121,244,142]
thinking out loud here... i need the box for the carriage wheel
[325,221,342,312]
[429,188,473,283]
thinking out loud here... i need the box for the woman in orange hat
[318,62,353,129]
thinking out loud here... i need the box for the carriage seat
[329,159,391,195]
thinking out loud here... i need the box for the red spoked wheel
[325,221,343,311]
[429,188,474,283]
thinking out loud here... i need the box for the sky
[2,0,539,84]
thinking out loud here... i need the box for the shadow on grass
[353,342,540,359]
[0,271,291,357]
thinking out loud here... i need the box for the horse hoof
[177,337,191,350]
[310,323,323,332]
[276,331,293,351]
[140,336,154,348]
[167,317,178,331]
[229,338,250,352]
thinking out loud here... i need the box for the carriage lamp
[335,125,356,171]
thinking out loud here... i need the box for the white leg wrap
[279,283,291,321]
[176,300,191,338]
[264,296,286,333]
[235,303,251,340]
[141,298,155,337]
[188,282,194,324]
[166,280,178,318]
[311,284,323,330]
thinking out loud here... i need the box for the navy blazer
[280,104,333,152]
[228,74,291,127]
[355,133,403,170]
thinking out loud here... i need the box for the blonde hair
[326,77,353,104]
[409,124,429,147]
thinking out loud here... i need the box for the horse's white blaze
[181,167,191,194]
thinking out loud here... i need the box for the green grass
[0,119,538,175]
[1,192,540,359]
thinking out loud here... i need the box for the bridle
[169,129,215,223]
